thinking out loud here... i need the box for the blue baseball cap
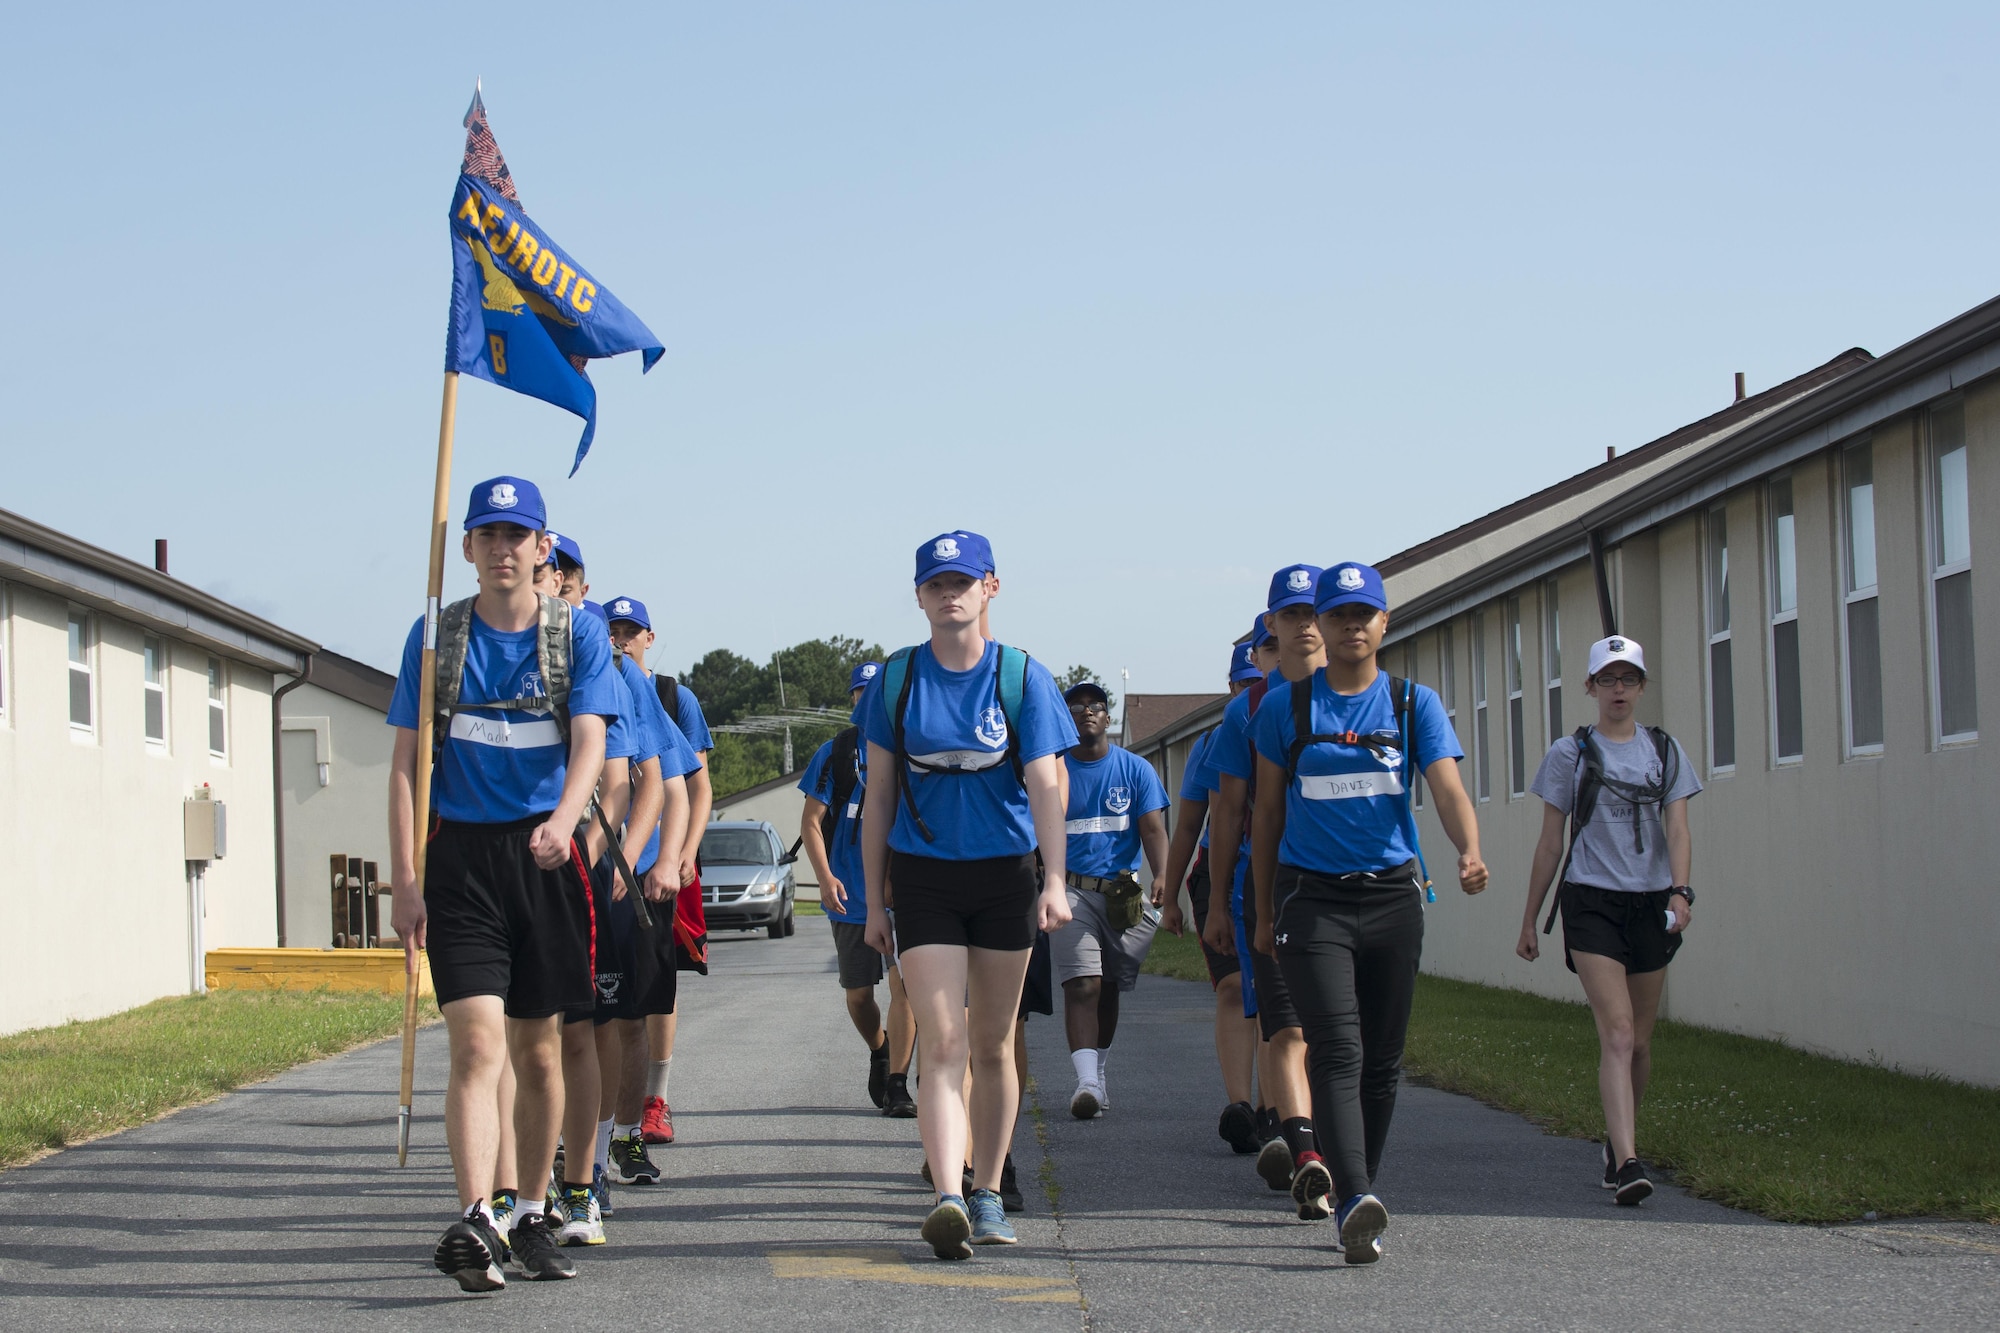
[549,531,585,571]
[1250,614,1274,649]
[1228,641,1261,683]
[1315,561,1388,615]
[579,599,610,626]
[1266,563,1323,612]
[916,531,994,585]
[849,661,882,693]
[465,475,545,532]
[604,595,650,630]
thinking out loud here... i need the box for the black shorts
[1187,850,1240,988]
[1560,882,1683,975]
[576,862,680,1024]
[425,817,595,1021]
[832,920,887,990]
[1239,868,1300,1040]
[1018,930,1054,1019]
[889,852,1038,953]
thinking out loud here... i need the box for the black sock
[1281,1117,1317,1160]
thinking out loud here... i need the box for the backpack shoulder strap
[653,673,681,723]
[1570,724,1603,826]
[536,594,573,741]
[433,598,475,720]
[1284,670,1315,781]
[882,646,932,841]
[995,645,1030,784]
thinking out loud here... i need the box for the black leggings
[1272,861,1425,1202]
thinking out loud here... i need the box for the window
[1841,443,1883,753]
[1768,477,1803,762]
[144,636,169,746]
[1705,506,1735,770]
[1504,596,1526,796]
[1471,611,1490,801]
[1929,401,1977,742]
[207,656,228,757]
[1542,577,1563,744]
[68,610,93,732]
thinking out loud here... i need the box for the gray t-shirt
[1529,728,1701,893]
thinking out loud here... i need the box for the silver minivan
[697,820,798,939]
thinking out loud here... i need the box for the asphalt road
[2,913,1995,1331]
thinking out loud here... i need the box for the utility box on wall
[184,797,227,861]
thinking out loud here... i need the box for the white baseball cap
[1587,635,1647,679]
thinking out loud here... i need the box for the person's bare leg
[1215,975,1256,1106]
[615,1018,648,1124]
[966,946,1033,1193]
[556,1021,600,1188]
[593,1022,620,1122]
[1062,975,1103,1052]
[1574,952,1640,1162]
[443,996,509,1209]
[506,1014,565,1205]
[1012,1018,1029,1092]
[1268,1027,1312,1122]
[1097,982,1122,1048]
[493,1047,519,1194]
[845,985,884,1046]
[887,966,916,1074]
[900,944,972,1196]
[1625,967,1668,1128]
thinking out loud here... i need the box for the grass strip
[0,988,438,1171]
[1404,974,2000,1224]
[1140,924,1212,983]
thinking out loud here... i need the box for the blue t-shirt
[387,605,622,824]
[797,735,868,923]
[1064,745,1170,878]
[858,641,1078,860]
[1180,730,1215,849]
[616,655,700,875]
[1250,670,1462,875]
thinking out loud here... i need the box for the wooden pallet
[205,947,433,997]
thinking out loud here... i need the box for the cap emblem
[1286,569,1311,593]
[861,664,878,679]
[1336,567,1364,591]
[934,537,960,561]
[612,600,632,616]
[489,483,518,509]
[1609,638,1626,652]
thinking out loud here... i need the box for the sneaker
[508,1211,578,1280]
[551,1142,565,1185]
[1098,1071,1110,1113]
[1069,1081,1103,1120]
[922,1194,973,1260]
[883,1074,917,1119]
[868,1037,890,1109]
[1602,1141,1618,1190]
[556,1185,605,1247]
[1217,1101,1259,1155]
[998,1153,1026,1214]
[1290,1152,1333,1221]
[967,1188,1017,1245]
[433,1213,507,1292]
[1335,1193,1387,1265]
[1254,1106,1280,1145]
[641,1096,675,1145]
[489,1191,517,1252]
[1614,1157,1654,1206]
[610,1132,661,1185]
[1256,1136,1294,1192]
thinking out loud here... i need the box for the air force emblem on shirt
[935,537,961,561]
[490,482,519,509]
[975,705,1009,749]
[1105,787,1132,816]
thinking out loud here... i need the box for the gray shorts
[1051,887,1159,993]
[831,920,887,991]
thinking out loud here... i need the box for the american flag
[460,85,518,203]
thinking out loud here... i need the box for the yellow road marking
[769,1247,1076,1299]
[1853,1227,2000,1256]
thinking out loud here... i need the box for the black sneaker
[998,1153,1026,1214]
[1614,1157,1654,1206]
[1217,1101,1259,1155]
[1601,1141,1617,1190]
[433,1213,506,1292]
[883,1074,917,1119]
[611,1132,661,1185]
[1256,1136,1294,1192]
[1254,1106,1280,1145]
[507,1211,578,1280]
[868,1036,890,1108]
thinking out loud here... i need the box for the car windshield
[699,829,774,867]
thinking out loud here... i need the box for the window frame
[1767,476,1804,764]
[1704,504,1736,774]
[1504,595,1526,797]
[1838,440,1883,757]
[1542,576,1563,746]
[1471,610,1490,802]
[67,607,95,737]
[1926,398,1978,746]
[206,655,230,759]
[143,634,170,749]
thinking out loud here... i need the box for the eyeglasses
[1068,701,1109,716]
[1593,673,1644,689]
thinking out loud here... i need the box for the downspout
[1588,528,1618,637]
[271,653,316,947]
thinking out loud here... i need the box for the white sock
[647,1057,672,1101]
[594,1117,615,1173]
[1096,1048,1110,1083]
[1071,1048,1100,1086]
[518,1196,545,1219]
[465,1199,495,1225]
[614,1121,641,1141]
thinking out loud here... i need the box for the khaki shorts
[1051,887,1158,993]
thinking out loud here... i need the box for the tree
[1054,663,1115,714]
[674,635,890,797]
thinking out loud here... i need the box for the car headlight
[744,878,779,899]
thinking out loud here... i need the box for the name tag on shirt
[1066,815,1131,834]
[450,713,564,750]
[1297,770,1404,802]
[908,748,1008,773]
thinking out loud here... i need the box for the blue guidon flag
[445,87,663,474]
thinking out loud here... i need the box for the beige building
[0,509,316,1034]
[1381,297,2000,1087]
[276,651,395,949]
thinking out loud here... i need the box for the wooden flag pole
[401,370,460,1166]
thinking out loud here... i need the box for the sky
[5,2,2000,697]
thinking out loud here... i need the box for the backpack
[434,594,574,748]
[786,725,865,861]
[1540,725,1679,934]
[652,674,684,730]
[881,643,1030,843]
[1284,672,1436,903]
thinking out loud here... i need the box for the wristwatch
[1668,885,1695,904]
